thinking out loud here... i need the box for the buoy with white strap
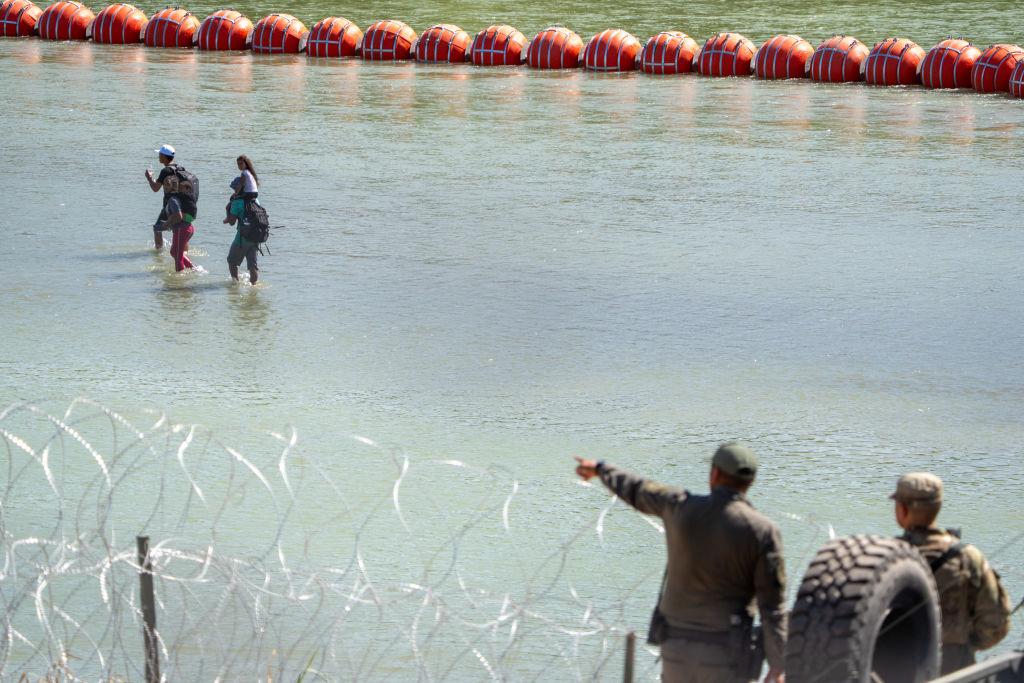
[808,35,869,83]
[37,0,93,41]
[360,19,416,61]
[91,2,145,44]
[306,16,361,58]
[696,32,755,77]
[639,31,699,75]
[470,24,526,66]
[526,26,583,69]
[971,43,1024,93]
[414,23,470,63]
[919,38,980,89]
[0,0,42,36]
[864,37,925,86]
[754,34,813,79]
[197,9,253,51]
[144,7,198,48]
[582,28,641,72]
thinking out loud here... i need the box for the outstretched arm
[574,457,686,517]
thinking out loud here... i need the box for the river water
[1,0,1022,679]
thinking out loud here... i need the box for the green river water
[1,0,1022,679]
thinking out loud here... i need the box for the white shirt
[240,169,258,194]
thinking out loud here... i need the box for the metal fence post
[624,630,636,683]
[137,536,159,683]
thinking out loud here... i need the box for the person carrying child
[224,155,261,284]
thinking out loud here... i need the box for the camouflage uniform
[597,444,787,683]
[892,473,1012,675]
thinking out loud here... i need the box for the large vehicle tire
[785,534,940,683]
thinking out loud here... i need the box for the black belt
[664,626,731,645]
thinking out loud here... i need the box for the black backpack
[239,201,270,244]
[164,164,200,217]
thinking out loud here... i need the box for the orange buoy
[144,8,197,48]
[1,0,42,36]
[92,3,145,44]
[307,16,361,58]
[582,28,641,72]
[864,37,924,86]
[639,31,698,75]
[1010,60,1024,98]
[696,32,755,77]
[415,23,470,63]
[919,38,980,89]
[197,9,253,51]
[526,26,583,69]
[470,24,526,66]
[361,19,416,61]
[37,0,93,40]
[252,13,307,53]
[808,35,869,83]
[971,43,1024,93]
[754,34,812,79]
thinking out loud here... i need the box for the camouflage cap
[711,442,758,482]
[890,472,943,505]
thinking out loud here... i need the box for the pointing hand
[574,456,599,481]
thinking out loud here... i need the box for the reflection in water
[228,283,272,333]
[41,41,95,67]
[155,270,202,326]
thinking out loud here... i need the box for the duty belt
[664,626,731,646]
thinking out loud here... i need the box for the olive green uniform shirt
[597,464,788,670]
[901,526,1011,674]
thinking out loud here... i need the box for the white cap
[155,144,176,158]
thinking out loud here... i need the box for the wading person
[159,193,196,272]
[891,472,1011,674]
[573,443,786,683]
[144,144,178,249]
[225,155,261,284]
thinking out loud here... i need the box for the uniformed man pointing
[891,472,1012,674]
[575,443,786,683]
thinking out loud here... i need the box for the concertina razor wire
[0,399,851,681]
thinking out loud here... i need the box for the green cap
[712,442,758,481]
[890,472,943,506]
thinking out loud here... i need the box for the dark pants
[661,639,752,683]
[227,232,258,271]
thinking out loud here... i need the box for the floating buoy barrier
[470,24,525,66]
[1,0,42,36]
[91,3,144,44]
[144,7,196,48]
[919,38,979,89]
[754,34,812,79]
[864,37,924,86]
[197,9,252,51]
[360,19,415,60]
[582,28,640,72]
[4,11,1024,103]
[251,13,306,53]
[1010,60,1024,98]
[526,26,582,69]
[639,31,698,75]
[306,16,360,58]
[415,23,469,63]
[808,35,868,82]
[37,0,93,40]
[696,32,754,77]
[972,43,1024,93]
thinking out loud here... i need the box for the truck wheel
[785,534,940,683]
